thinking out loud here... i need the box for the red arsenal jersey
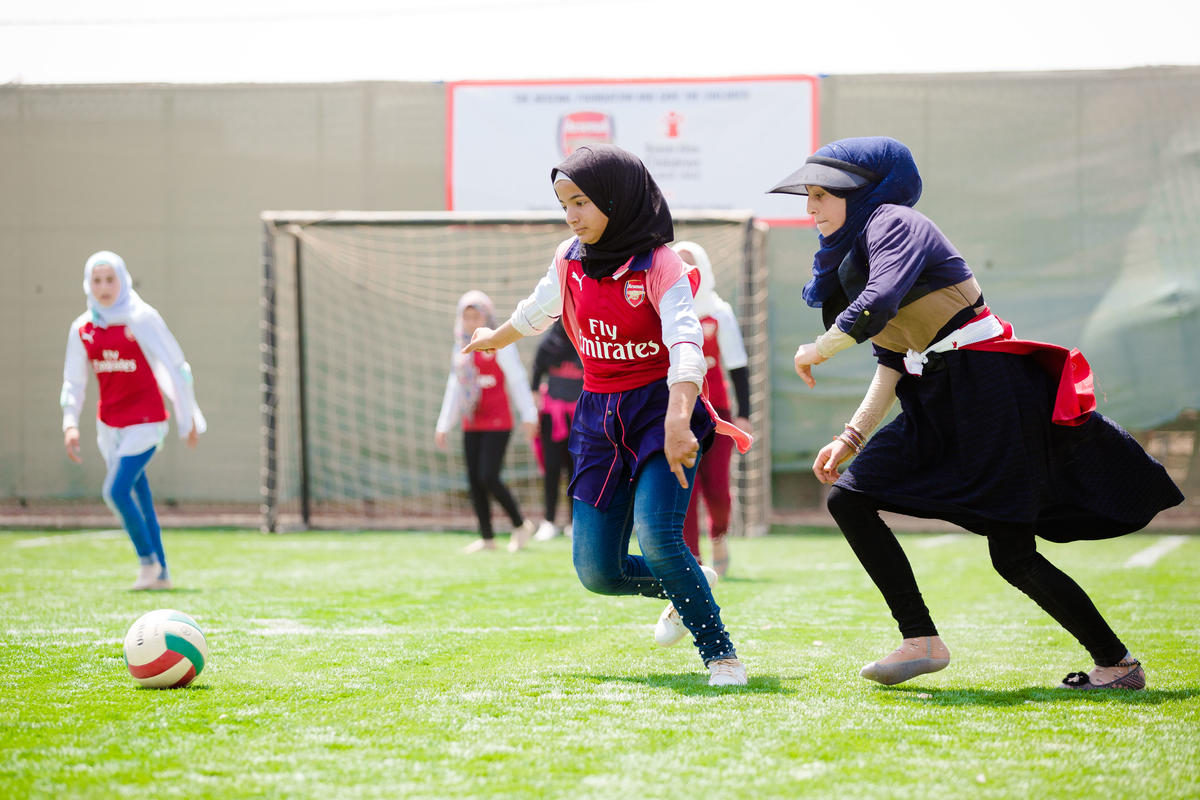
[699,315,731,411]
[462,350,514,432]
[566,257,673,393]
[79,322,167,428]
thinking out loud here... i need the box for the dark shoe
[1060,657,1146,690]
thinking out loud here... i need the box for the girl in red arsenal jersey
[672,241,754,579]
[435,290,539,554]
[463,145,753,687]
[60,251,206,590]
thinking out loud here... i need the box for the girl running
[463,145,753,686]
[60,250,206,590]
[772,136,1183,689]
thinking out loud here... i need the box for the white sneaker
[533,520,558,542]
[132,562,172,591]
[654,564,719,647]
[507,519,536,552]
[707,657,748,686]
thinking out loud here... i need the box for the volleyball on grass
[122,609,208,688]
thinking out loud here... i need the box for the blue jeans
[571,452,737,665]
[101,447,167,577]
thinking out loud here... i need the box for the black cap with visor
[767,156,882,196]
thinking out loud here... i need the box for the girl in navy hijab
[771,136,1182,691]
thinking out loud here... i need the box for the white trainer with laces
[707,657,748,686]
[533,520,558,542]
[653,564,719,646]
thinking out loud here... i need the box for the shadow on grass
[580,672,793,696]
[134,683,213,692]
[881,685,1200,706]
[126,587,205,595]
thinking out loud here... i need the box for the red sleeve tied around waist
[963,316,1096,427]
[699,392,755,453]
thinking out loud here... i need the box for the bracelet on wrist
[840,423,865,452]
[835,433,861,455]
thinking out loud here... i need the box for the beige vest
[870,277,984,354]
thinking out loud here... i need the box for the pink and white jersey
[508,238,754,456]
[561,244,700,393]
[78,322,167,428]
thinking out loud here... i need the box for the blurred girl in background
[60,250,205,590]
[435,290,539,553]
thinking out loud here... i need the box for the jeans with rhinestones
[571,451,737,665]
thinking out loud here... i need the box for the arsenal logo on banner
[624,278,646,308]
[558,110,615,156]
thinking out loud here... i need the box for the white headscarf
[672,241,728,320]
[452,290,497,417]
[84,250,145,327]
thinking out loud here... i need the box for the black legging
[464,430,523,539]
[539,411,575,526]
[826,486,1127,666]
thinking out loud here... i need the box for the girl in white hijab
[60,251,206,590]
[670,241,752,578]
[435,290,539,553]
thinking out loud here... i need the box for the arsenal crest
[624,278,646,308]
[558,110,615,156]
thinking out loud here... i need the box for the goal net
[259,211,771,535]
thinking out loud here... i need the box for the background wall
[3,69,1196,513]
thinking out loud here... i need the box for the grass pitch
[1,527,1198,799]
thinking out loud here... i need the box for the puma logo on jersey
[80,330,94,344]
[571,271,585,292]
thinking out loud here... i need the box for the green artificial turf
[1,527,1197,799]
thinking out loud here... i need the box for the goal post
[259,210,771,536]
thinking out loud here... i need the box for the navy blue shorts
[568,380,715,511]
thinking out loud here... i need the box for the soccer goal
[259,210,771,536]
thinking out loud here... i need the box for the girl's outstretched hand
[794,342,826,389]
[462,327,498,354]
[64,427,82,464]
[186,425,199,449]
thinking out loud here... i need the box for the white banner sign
[447,76,818,224]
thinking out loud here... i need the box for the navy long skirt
[837,349,1184,542]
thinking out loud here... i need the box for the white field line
[1124,534,1189,568]
[240,619,602,636]
[917,533,968,548]
[13,529,124,548]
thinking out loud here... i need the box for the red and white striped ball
[122,609,208,689]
